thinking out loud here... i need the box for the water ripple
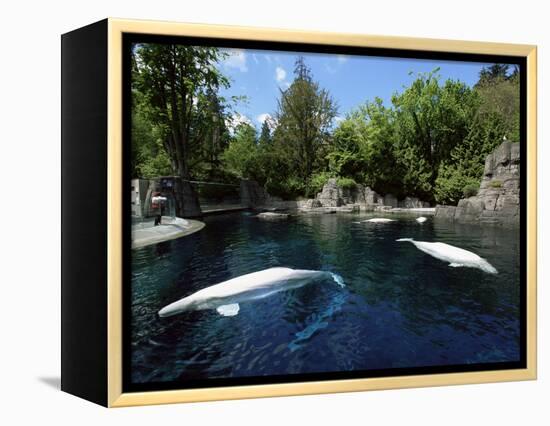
[130,212,521,384]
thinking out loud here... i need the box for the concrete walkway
[132,216,205,249]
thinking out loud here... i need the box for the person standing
[151,192,167,226]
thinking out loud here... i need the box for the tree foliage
[131,43,231,179]
[131,46,520,206]
[222,123,259,179]
[274,57,338,189]
[258,120,272,146]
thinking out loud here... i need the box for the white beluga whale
[396,238,497,274]
[158,267,345,318]
[416,216,427,223]
[364,218,395,223]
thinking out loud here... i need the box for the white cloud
[275,66,291,89]
[252,54,259,64]
[225,113,252,134]
[256,113,277,130]
[275,66,287,82]
[325,55,349,74]
[256,113,272,124]
[223,49,248,72]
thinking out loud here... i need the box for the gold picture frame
[61,18,537,408]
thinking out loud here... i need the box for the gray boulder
[364,187,380,205]
[352,184,367,204]
[434,205,457,220]
[316,178,344,207]
[398,196,429,209]
[305,198,322,209]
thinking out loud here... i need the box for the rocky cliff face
[303,178,429,212]
[435,141,520,226]
[316,178,345,207]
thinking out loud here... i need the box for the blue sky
[217,48,502,130]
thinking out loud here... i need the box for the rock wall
[239,178,433,214]
[434,141,520,226]
[240,179,268,207]
[313,179,374,208]
[145,177,202,218]
[174,179,203,218]
[302,178,429,212]
[316,178,345,207]
[399,196,430,209]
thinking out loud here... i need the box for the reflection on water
[130,212,521,384]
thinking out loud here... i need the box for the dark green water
[130,212,520,385]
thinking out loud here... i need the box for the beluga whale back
[159,267,345,318]
[364,218,395,223]
[396,238,498,274]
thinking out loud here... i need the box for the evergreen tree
[258,120,272,145]
[274,56,338,189]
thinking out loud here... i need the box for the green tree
[357,99,403,195]
[475,69,520,142]
[258,120,272,145]
[131,102,172,178]
[391,70,479,201]
[131,43,231,179]
[222,123,259,179]
[476,64,510,87]
[274,57,338,188]
[434,64,520,204]
[192,88,232,180]
[434,112,507,204]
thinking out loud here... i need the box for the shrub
[462,183,480,198]
[435,162,481,205]
[266,176,306,200]
[307,172,334,198]
[336,177,357,190]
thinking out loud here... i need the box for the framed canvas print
[61,18,537,407]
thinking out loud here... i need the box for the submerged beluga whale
[353,218,396,224]
[396,238,498,274]
[158,267,345,318]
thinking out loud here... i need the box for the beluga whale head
[158,292,202,317]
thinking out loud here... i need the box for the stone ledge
[132,217,205,249]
